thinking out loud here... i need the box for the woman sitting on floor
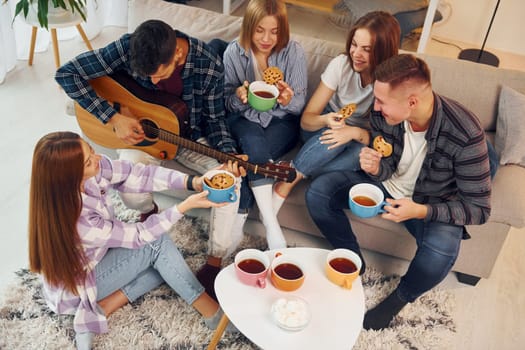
[28,131,242,349]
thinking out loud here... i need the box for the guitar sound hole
[140,119,159,139]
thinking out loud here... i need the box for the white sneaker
[176,138,220,174]
[65,97,75,116]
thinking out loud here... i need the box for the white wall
[432,0,524,57]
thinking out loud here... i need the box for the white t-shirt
[383,121,428,199]
[321,54,374,129]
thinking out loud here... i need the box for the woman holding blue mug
[28,132,242,349]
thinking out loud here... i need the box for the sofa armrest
[489,165,525,228]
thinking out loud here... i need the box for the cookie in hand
[263,66,284,85]
[373,135,393,157]
[337,103,357,120]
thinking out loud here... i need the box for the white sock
[272,186,286,215]
[225,213,248,258]
[252,184,287,250]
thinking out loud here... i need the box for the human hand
[236,81,249,104]
[108,113,144,144]
[177,191,227,214]
[319,126,353,150]
[381,197,428,222]
[359,147,382,175]
[324,112,346,129]
[217,155,248,177]
[276,80,294,106]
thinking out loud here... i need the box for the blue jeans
[487,140,499,179]
[229,114,299,210]
[305,170,463,302]
[95,234,204,305]
[294,127,363,178]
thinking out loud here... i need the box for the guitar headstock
[256,161,297,183]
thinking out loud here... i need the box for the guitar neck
[75,75,296,182]
[158,129,272,177]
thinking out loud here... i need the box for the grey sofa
[100,0,525,286]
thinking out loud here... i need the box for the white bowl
[270,296,311,331]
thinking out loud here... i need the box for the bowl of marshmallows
[270,296,311,331]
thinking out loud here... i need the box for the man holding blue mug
[305,54,492,331]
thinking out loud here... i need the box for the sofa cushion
[489,165,525,228]
[495,86,525,167]
[291,34,344,99]
[414,54,525,132]
[128,0,242,42]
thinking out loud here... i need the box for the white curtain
[0,0,128,84]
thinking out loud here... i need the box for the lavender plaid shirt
[41,156,187,334]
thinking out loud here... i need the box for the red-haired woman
[29,132,240,349]
[274,11,401,204]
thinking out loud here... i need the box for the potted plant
[11,0,87,29]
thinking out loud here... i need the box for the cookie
[208,173,235,189]
[373,135,393,157]
[263,66,284,85]
[337,103,357,120]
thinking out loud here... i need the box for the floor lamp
[458,0,500,67]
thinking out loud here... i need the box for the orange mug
[270,253,305,292]
[325,249,361,290]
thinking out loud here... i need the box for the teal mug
[248,81,279,112]
[348,183,388,218]
[202,170,238,203]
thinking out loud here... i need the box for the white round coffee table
[209,247,365,349]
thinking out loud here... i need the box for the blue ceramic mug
[202,170,238,203]
[348,183,388,218]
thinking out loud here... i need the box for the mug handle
[342,279,354,290]
[257,276,267,288]
[378,201,391,214]
[228,191,238,202]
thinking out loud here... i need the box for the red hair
[345,11,401,78]
[29,131,87,295]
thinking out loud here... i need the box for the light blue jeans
[95,233,204,304]
[294,127,364,178]
[76,234,204,349]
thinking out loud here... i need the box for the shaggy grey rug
[0,194,456,349]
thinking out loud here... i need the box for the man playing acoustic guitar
[56,19,247,301]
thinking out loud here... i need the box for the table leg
[75,24,93,51]
[207,313,229,350]
[28,26,38,66]
[50,28,60,68]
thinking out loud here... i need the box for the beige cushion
[489,165,525,228]
[128,0,242,42]
[495,86,525,167]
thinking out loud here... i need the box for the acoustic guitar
[74,73,297,182]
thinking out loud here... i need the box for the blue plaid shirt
[55,31,237,154]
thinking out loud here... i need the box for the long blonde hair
[239,0,290,53]
[29,131,87,295]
